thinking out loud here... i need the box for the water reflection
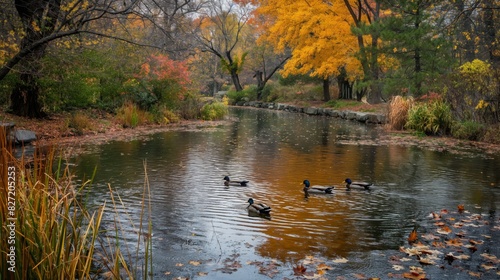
[72,107,500,278]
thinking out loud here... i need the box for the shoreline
[3,107,500,157]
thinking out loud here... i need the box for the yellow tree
[257,0,362,101]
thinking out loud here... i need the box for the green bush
[406,100,453,135]
[451,121,485,141]
[200,101,228,120]
[227,85,258,104]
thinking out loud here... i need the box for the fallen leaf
[469,239,484,245]
[445,238,463,247]
[481,263,497,270]
[175,263,184,267]
[421,233,439,240]
[408,227,418,244]
[293,264,307,275]
[189,260,201,266]
[420,255,438,265]
[436,225,452,234]
[332,257,349,263]
[197,272,208,276]
[316,263,333,271]
[481,253,500,263]
[468,271,482,277]
[393,265,405,271]
[458,204,465,213]
[164,271,171,275]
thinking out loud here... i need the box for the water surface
[73,107,500,279]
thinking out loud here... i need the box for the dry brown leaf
[458,204,465,213]
[393,265,405,271]
[481,263,497,270]
[175,263,184,267]
[436,225,452,234]
[418,257,435,265]
[445,238,463,247]
[421,233,439,240]
[408,228,418,244]
[332,257,349,263]
[481,253,500,263]
[468,271,482,277]
[402,271,427,279]
[197,272,208,276]
[188,260,200,266]
[316,263,333,271]
[293,264,307,275]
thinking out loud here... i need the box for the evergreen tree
[380,0,455,96]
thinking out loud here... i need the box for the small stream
[72,107,500,279]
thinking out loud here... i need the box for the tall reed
[0,127,152,279]
[387,96,414,130]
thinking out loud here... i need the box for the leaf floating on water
[316,263,333,271]
[402,266,427,280]
[197,272,208,276]
[458,204,465,213]
[393,264,405,271]
[420,233,439,240]
[175,263,184,267]
[481,263,497,270]
[408,227,418,244]
[293,264,307,275]
[332,257,349,263]
[189,260,201,266]
[445,238,463,247]
[481,253,500,263]
[436,225,452,235]
[164,271,171,275]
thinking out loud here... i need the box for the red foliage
[138,54,191,88]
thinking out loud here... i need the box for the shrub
[406,100,453,135]
[201,101,228,120]
[116,102,151,128]
[178,93,203,119]
[451,121,485,141]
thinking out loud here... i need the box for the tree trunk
[255,70,264,100]
[230,70,243,92]
[322,78,330,101]
[10,0,60,118]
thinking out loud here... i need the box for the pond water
[72,107,500,279]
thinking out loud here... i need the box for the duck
[247,198,271,214]
[302,180,335,195]
[344,178,372,190]
[224,176,249,186]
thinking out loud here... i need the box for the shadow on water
[72,107,500,279]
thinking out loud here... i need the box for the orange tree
[256,0,362,101]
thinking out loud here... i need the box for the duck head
[344,178,352,184]
[224,176,230,181]
[247,198,254,205]
[303,180,310,189]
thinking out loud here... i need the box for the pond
[72,107,500,279]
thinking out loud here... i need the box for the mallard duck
[344,178,372,190]
[247,198,271,214]
[302,180,334,195]
[224,176,249,186]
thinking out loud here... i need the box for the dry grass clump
[0,128,153,279]
[387,96,414,130]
